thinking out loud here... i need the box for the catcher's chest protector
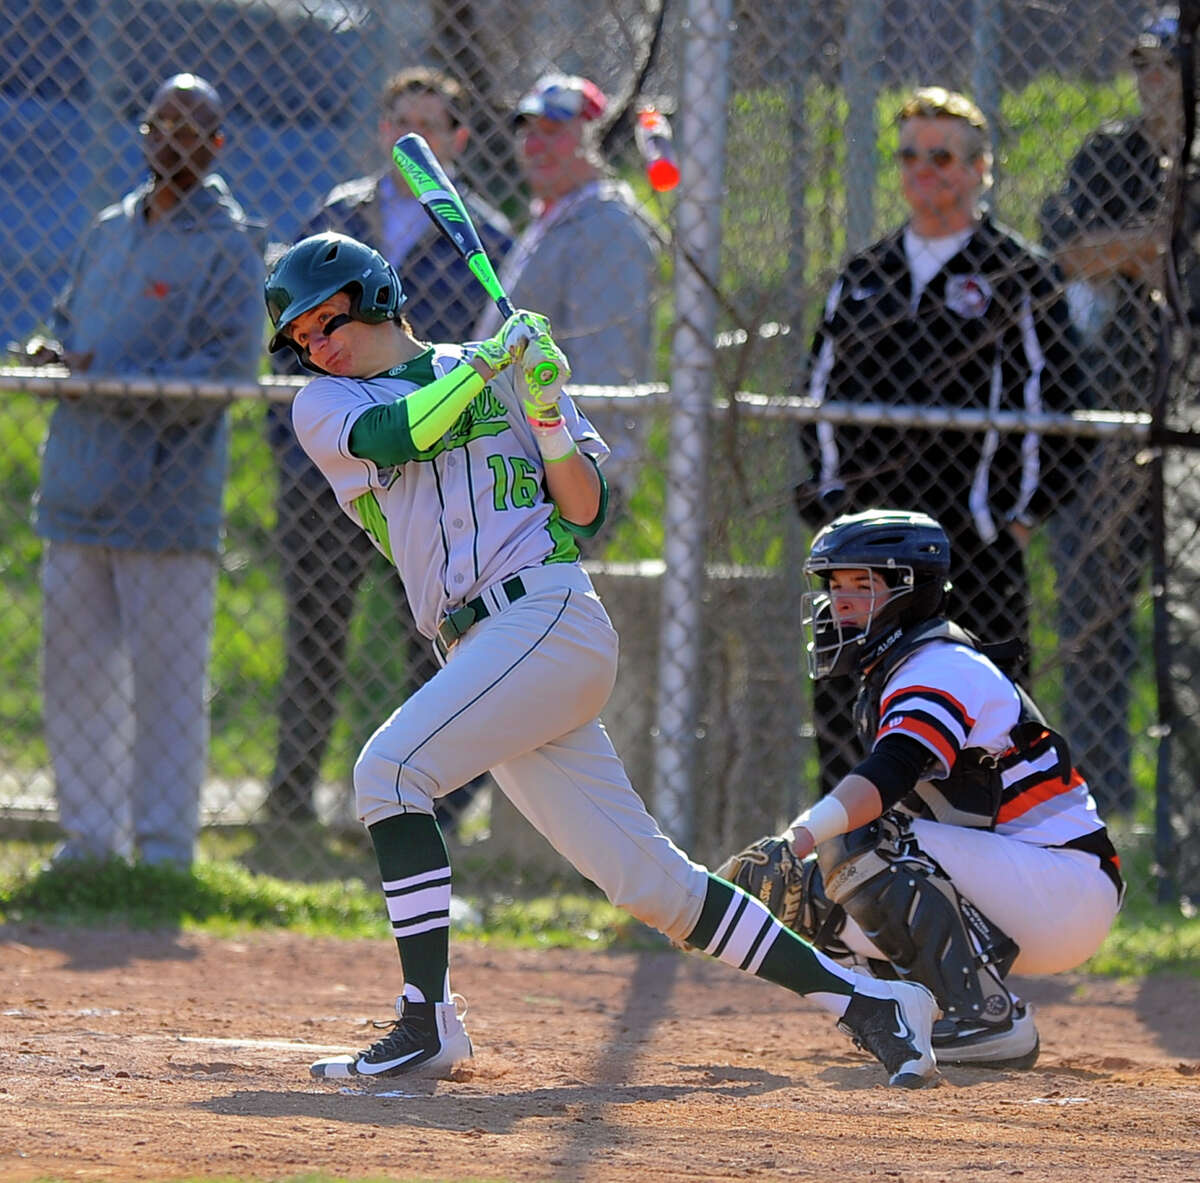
[853,619,1069,830]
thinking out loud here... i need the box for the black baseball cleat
[837,980,941,1088]
[932,1001,1040,1069]
[310,995,473,1081]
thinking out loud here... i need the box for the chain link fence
[1,0,1197,901]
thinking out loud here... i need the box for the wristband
[787,795,850,847]
[530,418,577,463]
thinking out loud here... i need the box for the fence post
[842,0,882,254]
[971,0,1002,205]
[652,0,733,844]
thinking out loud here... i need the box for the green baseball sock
[686,873,853,999]
[368,812,452,1005]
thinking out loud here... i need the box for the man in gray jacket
[477,73,659,525]
[30,74,265,865]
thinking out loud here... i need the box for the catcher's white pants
[42,540,216,864]
[353,564,710,943]
[838,819,1121,975]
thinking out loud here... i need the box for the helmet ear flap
[352,276,399,323]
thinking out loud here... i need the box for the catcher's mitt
[715,835,808,930]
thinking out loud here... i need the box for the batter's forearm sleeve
[348,363,485,464]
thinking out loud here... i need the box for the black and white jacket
[799,216,1084,543]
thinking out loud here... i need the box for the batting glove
[469,311,542,375]
[521,331,571,423]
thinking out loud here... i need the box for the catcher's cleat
[837,980,941,1088]
[310,995,473,1081]
[932,1001,1039,1069]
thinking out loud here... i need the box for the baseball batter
[264,231,942,1088]
[721,510,1123,1068]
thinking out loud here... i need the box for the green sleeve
[348,362,485,464]
[559,457,609,538]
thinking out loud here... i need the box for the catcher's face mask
[802,564,913,679]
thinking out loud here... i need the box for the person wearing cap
[476,72,659,531]
[263,67,512,831]
[1039,6,1200,815]
[25,73,265,866]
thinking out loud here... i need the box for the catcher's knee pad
[817,813,1020,1025]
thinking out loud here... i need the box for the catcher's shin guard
[716,836,853,959]
[817,813,1020,1027]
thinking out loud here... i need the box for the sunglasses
[895,145,960,168]
[1131,48,1176,70]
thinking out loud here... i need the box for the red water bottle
[635,105,680,192]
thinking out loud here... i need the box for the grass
[0,844,646,952]
[0,821,1196,976]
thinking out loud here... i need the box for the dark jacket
[799,216,1085,542]
[1039,118,1200,408]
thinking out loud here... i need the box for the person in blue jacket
[29,73,265,866]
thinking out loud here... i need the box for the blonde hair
[897,86,993,188]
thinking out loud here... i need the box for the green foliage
[1083,824,1200,977]
[0,855,386,933]
[0,393,52,770]
[1,843,1195,974]
[0,851,649,951]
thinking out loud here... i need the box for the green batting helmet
[265,232,406,361]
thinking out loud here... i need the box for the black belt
[436,575,527,654]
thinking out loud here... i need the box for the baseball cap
[513,73,607,125]
[1132,7,1181,60]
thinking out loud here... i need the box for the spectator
[263,231,940,1091]
[1039,7,1200,815]
[30,74,265,865]
[265,67,512,827]
[476,72,659,529]
[797,86,1083,791]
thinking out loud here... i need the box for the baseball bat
[391,133,559,387]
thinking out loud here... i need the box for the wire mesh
[0,0,1196,898]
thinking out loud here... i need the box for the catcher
[720,509,1123,1068]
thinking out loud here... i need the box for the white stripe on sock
[392,915,451,939]
[703,890,780,975]
[382,866,451,892]
[382,867,451,940]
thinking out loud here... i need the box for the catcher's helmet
[265,232,406,366]
[802,509,951,679]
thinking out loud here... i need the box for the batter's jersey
[874,640,1105,849]
[290,343,608,639]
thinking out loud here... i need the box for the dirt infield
[1,925,1199,1183]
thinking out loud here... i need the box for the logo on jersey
[945,274,992,318]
